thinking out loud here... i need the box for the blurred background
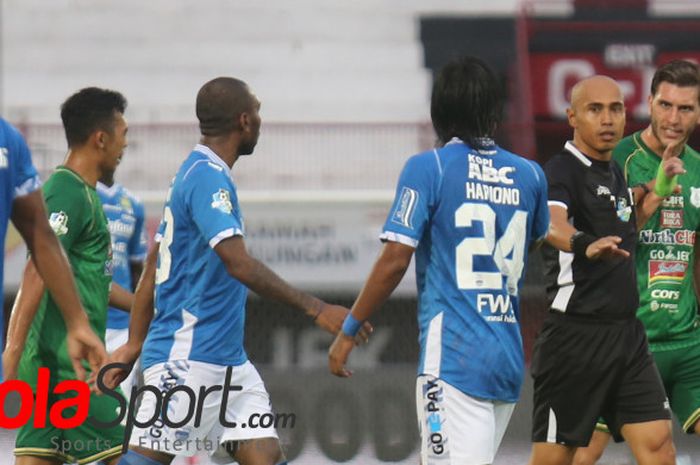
[3,0,700,463]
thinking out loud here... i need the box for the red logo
[649,260,687,285]
[0,368,90,429]
[660,210,683,229]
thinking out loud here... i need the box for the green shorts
[15,342,125,463]
[596,342,700,434]
[14,388,125,464]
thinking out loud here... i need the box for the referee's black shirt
[541,141,638,319]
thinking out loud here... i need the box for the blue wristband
[341,314,362,337]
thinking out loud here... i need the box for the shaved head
[566,75,626,159]
[569,75,623,110]
[196,77,256,136]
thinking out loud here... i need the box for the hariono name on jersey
[381,138,549,402]
[143,145,248,370]
[466,154,521,206]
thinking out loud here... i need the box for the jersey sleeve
[528,160,550,241]
[43,177,89,251]
[129,196,148,262]
[380,153,438,248]
[185,163,244,249]
[543,156,574,212]
[8,124,41,199]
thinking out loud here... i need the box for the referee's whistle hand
[585,236,630,260]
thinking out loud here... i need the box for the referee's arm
[546,205,629,260]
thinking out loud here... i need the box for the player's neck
[63,150,101,187]
[571,136,612,162]
[199,136,239,168]
[640,126,665,158]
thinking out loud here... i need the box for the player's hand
[91,342,140,392]
[315,303,373,344]
[585,236,630,260]
[66,323,108,382]
[2,347,22,381]
[328,332,356,378]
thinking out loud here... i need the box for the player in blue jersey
[108,77,368,465]
[328,56,550,465]
[0,117,106,381]
[98,168,148,400]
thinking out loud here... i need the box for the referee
[527,75,682,465]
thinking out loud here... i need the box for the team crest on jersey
[120,196,133,214]
[49,211,68,236]
[391,187,419,229]
[616,197,632,222]
[211,189,233,214]
[690,187,700,208]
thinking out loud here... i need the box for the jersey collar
[564,141,593,167]
[194,144,230,172]
[96,181,120,198]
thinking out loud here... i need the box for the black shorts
[531,312,670,446]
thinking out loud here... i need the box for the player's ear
[94,130,107,149]
[239,112,250,132]
[566,107,577,129]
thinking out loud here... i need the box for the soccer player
[573,60,700,465]
[5,87,133,465]
[0,117,106,382]
[108,77,367,465]
[98,166,147,401]
[328,56,550,465]
[528,75,682,465]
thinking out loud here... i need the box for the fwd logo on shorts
[423,378,448,460]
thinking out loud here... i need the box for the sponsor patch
[660,209,683,229]
[649,260,687,285]
[211,189,233,214]
[49,211,69,236]
[391,187,419,229]
[616,197,632,222]
[596,185,611,197]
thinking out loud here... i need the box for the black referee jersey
[540,141,638,319]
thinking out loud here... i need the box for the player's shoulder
[45,168,84,192]
[612,132,643,164]
[180,149,230,184]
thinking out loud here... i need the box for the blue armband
[341,314,362,337]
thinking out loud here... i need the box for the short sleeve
[380,153,438,248]
[543,156,573,212]
[129,197,148,262]
[184,164,243,249]
[8,124,41,199]
[529,160,550,241]
[43,178,89,251]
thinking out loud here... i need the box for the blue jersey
[97,182,147,330]
[382,138,549,402]
[143,144,247,369]
[0,119,41,377]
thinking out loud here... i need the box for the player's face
[101,112,128,176]
[567,80,625,157]
[649,82,700,149]
[238,94,261,156]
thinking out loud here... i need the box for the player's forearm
[126,245,158,352]
[233,257,323,318]
[545,218,577,252]
[350,246,411,322]
[109,282,134,312]
[5,260,46,356]
[634,187,664,229]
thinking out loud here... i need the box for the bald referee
[527,76,683,465]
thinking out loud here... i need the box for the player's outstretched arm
[214,235,372,337]
[101,243,158,389]
[329,241,414,378]
[8,190,107,381]
[634,141,685,228]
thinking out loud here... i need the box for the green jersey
[19,167,112,385]
[614,132,700,351]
